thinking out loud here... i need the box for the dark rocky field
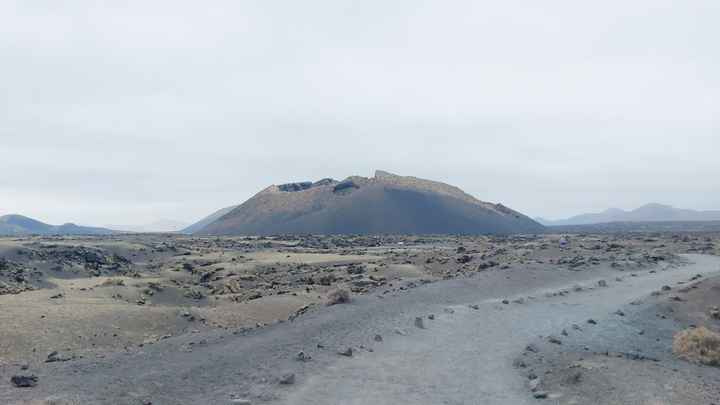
[0,232,718,404]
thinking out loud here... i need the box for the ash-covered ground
[0,232,718,404]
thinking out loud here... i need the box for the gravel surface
[2,254,719,405]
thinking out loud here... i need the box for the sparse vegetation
[673,326,720,366]
[326,288,350,306]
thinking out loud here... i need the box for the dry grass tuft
[326,288,350,306]
[673,326,720,366]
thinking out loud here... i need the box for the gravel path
[3,254,719,405]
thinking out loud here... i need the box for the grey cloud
[1,0,719,225]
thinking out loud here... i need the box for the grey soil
[3,254,719,405]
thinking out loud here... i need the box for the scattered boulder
[456,255,473,264]
[525,344,539,353]
[296,351,311,362]
[45,351,73,363]
[477,260,499,270]
[279,373,296,385]
[548,336,562,345]
[184,288,205,300]
[11,375,38,388]
[533,391,548,399]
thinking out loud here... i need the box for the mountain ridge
[0,214,116,236]
[181,205,239,234]
[198,170,543,235]
[538,203,720,226]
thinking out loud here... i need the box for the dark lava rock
[279,373,296,385]
[533,391,548,399]
[456,255,473,264]
[547,336,562,345]
[11,375,38,388]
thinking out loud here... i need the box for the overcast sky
[2,1,719,226]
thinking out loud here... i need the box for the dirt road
[3,254,719,405]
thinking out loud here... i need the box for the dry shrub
[327,288,350,306]
[673,326,720,366]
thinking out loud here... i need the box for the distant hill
[548,221,720,234]
[0,214,115,236]
[539,203,720,226]
[198,170,544,236]
[105,219,190,233]
[181,205,238,234]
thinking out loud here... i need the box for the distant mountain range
[537,203,720,226]
[105,219,190,233]
[0,214,115,236]
[193,170,544,235]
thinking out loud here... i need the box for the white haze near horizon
[1,0,719,226]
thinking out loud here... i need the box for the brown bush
[673,326,720,366]
[326,288,350,306]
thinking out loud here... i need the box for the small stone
[296,351,311,362]
[587,319,597,325]
[279,373,295,385]
[428,314,435,320]
[45,351,72,363]
[11,375,38,388]
[338,347,353,357]
[513,358,527,368]
[597,280,607,288]
[374,334,383,342]
[414,317,425,329]
[533,391,548,399]
[548,336,562,345]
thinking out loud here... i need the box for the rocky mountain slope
[539,203,720,226]
[0,214,115,236]
[198,170,544,235]
[181,205,238,234]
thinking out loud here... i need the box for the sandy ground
[0,234,718,404]
[522,257,720,405]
